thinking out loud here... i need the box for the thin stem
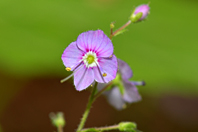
[111,27,113,36]
[110,20,131,39]
[58,125,63,132]
[94,81,113,99]
[81,124,119,132]
[76,82,98,132]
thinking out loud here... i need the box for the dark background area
[0,0,198,131]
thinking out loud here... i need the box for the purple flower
[98,59,144,110]
[61,30,118,91]
[130,4,150,22]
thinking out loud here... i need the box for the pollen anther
[103,73,107,77]
[66,67,71,71]
[122,104,127,109]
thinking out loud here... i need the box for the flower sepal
[118,122,137,132]
[49,112,66,128]
[130,12,143,23]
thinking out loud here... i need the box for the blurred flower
[61,30,118,91]
[98,59,144,110]
[49,112,65,127]
[130,4,150,23]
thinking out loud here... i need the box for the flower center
[87,55,95,64]
[82,51,98,68]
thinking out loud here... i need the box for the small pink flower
[61,30,118,91]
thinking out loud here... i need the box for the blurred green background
[0,0,198,132]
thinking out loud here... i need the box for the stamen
[60,72,75,83]
[94,60,106,83]
[60,64,84,83]
[109,55,113,58]
[102,73,107,77]
[132,81,145,86]
[122,104,127,109]
[66,67,71,71]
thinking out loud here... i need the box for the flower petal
[74,65,94,91]
[106,87,125,110]
[76,30,113,57]
[61,42,84,71]
[118,59,133,80]
[123,81,141,103]
[93,55,117,83]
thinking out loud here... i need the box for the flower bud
[110,22,115,29]
[118,122,137,132]
[49,112,66,127]
[130,4,150,23]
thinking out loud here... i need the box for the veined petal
[107,87,125,110]
[76,30,113,57]
[93,55,117,83]
[123,81,141,103]
[118,59,133,80]
[74,65,94,91]
[97,83,106,91]
[61,42,84,71]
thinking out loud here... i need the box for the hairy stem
[58,125,63,132]
[81,124,119,132]
[76,82,98,132]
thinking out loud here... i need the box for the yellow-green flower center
[87,55,95,64]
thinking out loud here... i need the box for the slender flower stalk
[81,124,119,132]
[49,112,65,132]
[58,125,63,132]
[76,82,98,132]
[80,122,138,132]
[110,20,131,39]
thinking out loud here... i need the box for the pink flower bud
[130,4,150,22]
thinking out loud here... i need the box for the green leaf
[114,29,128,37]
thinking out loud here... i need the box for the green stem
[76,82,98,132]
[81,125,119,132]
[110,20,131,39]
